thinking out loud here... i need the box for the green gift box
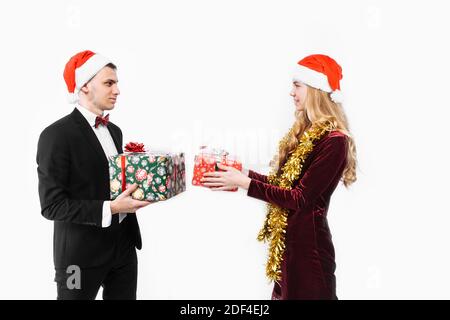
[109,150,186,202]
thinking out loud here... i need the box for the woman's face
[290,81,308,112]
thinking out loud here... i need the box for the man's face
[82,66,120,111]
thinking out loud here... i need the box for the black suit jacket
[37,108,142,269]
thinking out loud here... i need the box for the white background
[0,0,449,299]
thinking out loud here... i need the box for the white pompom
[67,92,79,104]
[330,90,344,103]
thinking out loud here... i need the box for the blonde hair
[272,86,357,187]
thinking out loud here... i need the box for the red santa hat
[292,54,344,103]
[63,50,112,104]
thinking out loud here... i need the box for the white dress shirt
[76,104,126,227]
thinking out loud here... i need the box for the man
[37,50,150,299]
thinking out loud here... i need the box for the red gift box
[192,146,242,191]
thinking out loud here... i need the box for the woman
[201,54,357,300]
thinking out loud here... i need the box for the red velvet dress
[247,131,348,300]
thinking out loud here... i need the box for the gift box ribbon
[121,156,126,192]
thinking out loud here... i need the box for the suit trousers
[54,215,137,300]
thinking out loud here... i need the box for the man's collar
[76,104,104,128]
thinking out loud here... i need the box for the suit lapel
[107,125,123,153]
[70,108,109,169]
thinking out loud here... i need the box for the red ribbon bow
[94,114,110,128]
[124,142,146,153]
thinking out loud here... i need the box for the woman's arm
[248,170,269,183]
[247,136,347,211]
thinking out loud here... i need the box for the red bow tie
[94,114,110,128]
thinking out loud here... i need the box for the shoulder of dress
[318,130,347,143]
[326,130,347,139]
[314,130,348,152]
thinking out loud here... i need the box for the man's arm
[37,126,104,227]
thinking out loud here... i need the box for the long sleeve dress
[247,130,348,300]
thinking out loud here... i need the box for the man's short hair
[105,62,117,70]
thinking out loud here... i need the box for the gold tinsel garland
[257,121,334,282]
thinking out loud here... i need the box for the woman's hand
[201,163,251,191]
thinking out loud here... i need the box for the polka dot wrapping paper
[109,151,186,202]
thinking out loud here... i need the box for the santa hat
[63,50,112,104]
[292,54,344,103]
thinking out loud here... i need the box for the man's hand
[110,183,151,214]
